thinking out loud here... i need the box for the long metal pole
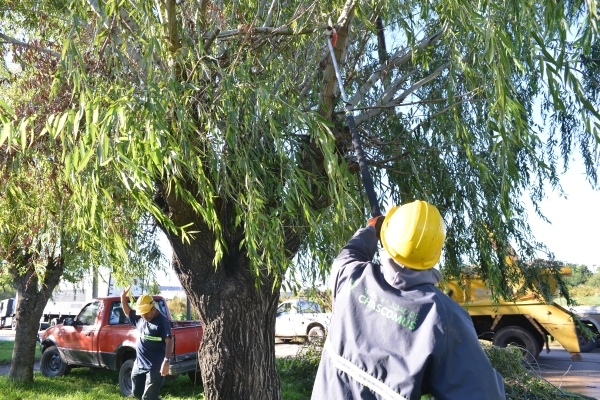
[326,31,381,217]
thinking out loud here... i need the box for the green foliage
[482,343,594,399]
[295,288,332,313]
[1,0,598,301]
[586,271,600,287]
[276,342,323,400]
[562,267,600,305]
[167,296,199,321]
[0,287,15,301]
[565,265,593,286]
[1,1,600,396]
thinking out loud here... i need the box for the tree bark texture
[9,257,63,382]
[160,190,283,400]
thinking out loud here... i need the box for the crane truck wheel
[119,359,135,397]
[308,325,325,343]
[493,326,540,363]
[40,346,71,377]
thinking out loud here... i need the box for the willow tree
[1,0,599,398]
[0,142,164,382]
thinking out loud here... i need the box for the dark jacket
[311,227,505,400]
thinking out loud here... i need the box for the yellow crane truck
[442,269,581,363]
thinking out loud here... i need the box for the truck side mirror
[63,317,74,326]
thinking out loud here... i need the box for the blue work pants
[131,362,164,400]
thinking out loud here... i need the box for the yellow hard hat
[380,200,446,270]
[135,294,155,315]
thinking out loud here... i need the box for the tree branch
[86,0,144,71]
[354,62,450,125]
[215,25,321,39]
[334,88,483,113]
[317,0,359,120]
[348,27,446,108]
[262,0,277,27]
[406,96,480,136]
[0,32,61,58]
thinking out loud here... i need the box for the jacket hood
[380,250,441,290]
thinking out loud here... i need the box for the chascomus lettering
[355,288,420,331]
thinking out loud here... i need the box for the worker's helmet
[135,294,155,315]
[380,200,446,270]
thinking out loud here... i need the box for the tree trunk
[157,185,287,400]
[166,225,282,400]
[9,258,63,382]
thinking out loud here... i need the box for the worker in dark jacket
[312,200,505,400]
[121,288,173,400]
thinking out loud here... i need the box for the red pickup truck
[38,295,203,396]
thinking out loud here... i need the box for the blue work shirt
[129,309,172,370]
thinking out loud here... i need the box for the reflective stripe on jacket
[324,339,434,400]
[142,334,163,342]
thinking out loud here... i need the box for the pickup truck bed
[38,296,203,396]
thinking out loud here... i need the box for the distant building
[160,286,186,299]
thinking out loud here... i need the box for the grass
[0,341,41,364]
[277,341,322,400]
[0,341,595,400]
[0,368,205,399]
[555,296,600,307]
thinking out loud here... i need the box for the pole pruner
[324,23,381,218]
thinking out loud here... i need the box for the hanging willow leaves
[1,0,599,397]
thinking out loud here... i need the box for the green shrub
[276,340,322,400]
[166,296,199,320]
[569,285,600,298]
[585,273,600,288]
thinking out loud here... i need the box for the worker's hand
[161,359,169,376]
[121,286,130,302]
[367,215,385,239]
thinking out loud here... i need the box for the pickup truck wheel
[493,326,540,363]
[577,327,599,353]
[40,346,70,377]
[119,359,135,397]
[308,326,325,343]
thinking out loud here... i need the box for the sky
[524,157,599,269]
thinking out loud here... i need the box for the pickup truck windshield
[77,301,101,325]
[277,303,292,315]
[297,300,320,313]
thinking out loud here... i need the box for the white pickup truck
[275,298,331,342]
